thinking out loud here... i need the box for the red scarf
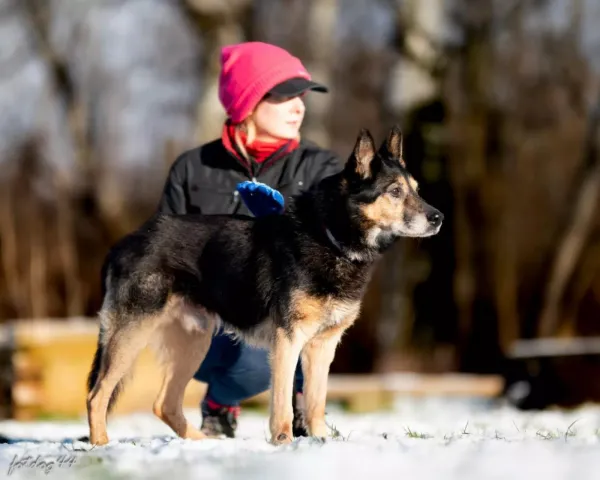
[221,122,299,168]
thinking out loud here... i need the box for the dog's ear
[380,124,405,167]
[348,128,376,179]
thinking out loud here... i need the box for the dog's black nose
[427,211,444,226]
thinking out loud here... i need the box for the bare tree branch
[537,95,600,337]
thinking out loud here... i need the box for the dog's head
[342,126,444,248]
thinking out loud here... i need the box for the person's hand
[236,181,285,217]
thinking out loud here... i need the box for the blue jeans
[193,329,304,406]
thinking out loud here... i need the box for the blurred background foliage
[0,1,599,405]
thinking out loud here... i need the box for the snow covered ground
[0,397,599,480]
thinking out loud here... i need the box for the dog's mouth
[387,210,444,238]
[409,222,443,238]
[364,219,442,250]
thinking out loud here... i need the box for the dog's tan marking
[87,311,157,446]
[290,290,361,335]
[290,292,326,335]
[269,291,324,444]
[301,312,359,438]
[360,175,410,229]
[352,129,376,179]
[87,295,216,445]
[149,297,217,440]
[408,177,418,192]
[269,291,361,444]
[269,326,312,445]
[385,124,405,166]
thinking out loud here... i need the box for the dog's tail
[86,259,127,414]
[87,335,103,396]
[86,326,129,414]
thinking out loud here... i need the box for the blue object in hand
[236,180,285,217]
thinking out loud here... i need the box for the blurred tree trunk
[374,0,446,372]
[444,0,499,371]
[0,0,83,320]
[537,96,600,337]
[253,0,337,147]
[48,0,203,238]
[0,0,79,188]
[490,4,521,355]
[300,0,337,148]
[185,0,252,144]
[387,0,442,114]
[440,0,597,372]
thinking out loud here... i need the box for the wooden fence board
[0,319,505,419]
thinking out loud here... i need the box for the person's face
[251,94,306,141]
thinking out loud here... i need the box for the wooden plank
[11,318,98,346]
[12,380,40,407]
[13,351,42,380]
[382,372,504,397]
[242,375,388,409]
[508,337,600,359]
[4,319,208,417]
[12,344,208,418]
[241,373,503,409]
[4,319,506,419]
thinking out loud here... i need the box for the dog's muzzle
[426,210,444,229]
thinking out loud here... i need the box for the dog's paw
[90,435,109,446]
[310,435,327,444]
[308,422,328,439]
[271,432,293,446]
[183,430,209,441]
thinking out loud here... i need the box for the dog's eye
[390,187,402,197]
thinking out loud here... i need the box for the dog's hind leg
[150,300,216,440]
[87,310,156,446]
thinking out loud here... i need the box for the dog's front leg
[269,327,307,445]
[300,325,347,439]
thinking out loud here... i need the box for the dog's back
[102,213,233,314]
[102,212,293,327]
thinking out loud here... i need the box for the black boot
[200,399,239,438]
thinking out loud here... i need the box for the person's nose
[291,96,304,114]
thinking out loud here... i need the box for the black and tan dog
[85,125,443,446]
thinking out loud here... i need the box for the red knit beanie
[218,42,315,124]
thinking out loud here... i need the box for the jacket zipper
[228,143,292,182]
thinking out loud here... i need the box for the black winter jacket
[157,138,343,217]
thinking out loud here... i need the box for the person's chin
[280,125,300,139]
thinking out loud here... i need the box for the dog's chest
[317,298,361,332]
